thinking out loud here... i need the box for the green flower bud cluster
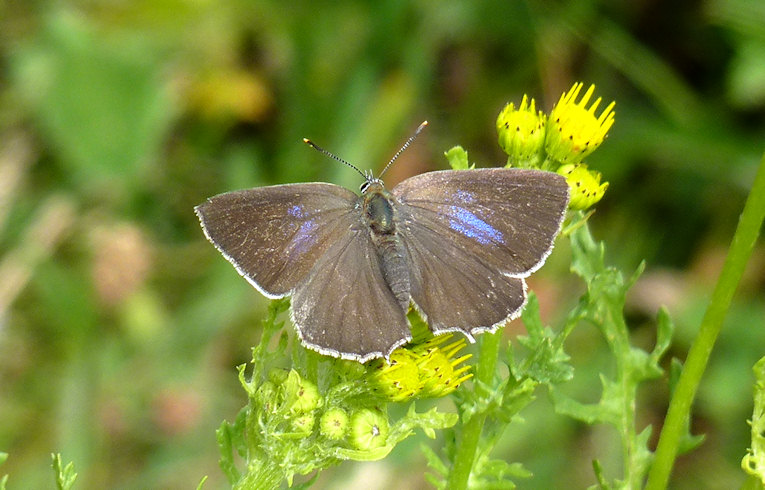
[496,82,615,210]
[220,299,459,486]
[258,368,391,452]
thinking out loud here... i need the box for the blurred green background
[1,0,763,488]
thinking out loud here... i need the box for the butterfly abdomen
[363,187,411,311]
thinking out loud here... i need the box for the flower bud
[557,163,609,210]
[496,95,546,167]
[320,408,349,440]
[348,409,389,451]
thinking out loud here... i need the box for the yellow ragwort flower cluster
[369,334,473,402]
[497,82,615,210]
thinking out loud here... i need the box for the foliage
[51,453,78,490]
[216,300,458,487]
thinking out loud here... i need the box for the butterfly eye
[360,178,384,194]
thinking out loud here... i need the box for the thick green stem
[447,329,502,490]
[646,152,765,489]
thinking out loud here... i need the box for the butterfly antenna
[378,120,428,179]
[303,138,367,180]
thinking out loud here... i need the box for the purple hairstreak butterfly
[195,122,569,362]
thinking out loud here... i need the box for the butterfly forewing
[393,169,570,276]
[392,168,569,336]
[196,182,411,361]
[195,183,359,297]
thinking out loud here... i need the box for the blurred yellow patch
[185,68,273,122]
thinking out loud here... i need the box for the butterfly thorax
[362,184,395,235]
[361,183,411,310]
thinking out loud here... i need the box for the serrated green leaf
[51,453,77,490]
[216,420,241,484]
[569,218,606,281]
[421,442,449,476]
[520,292,545,342]
[511,293,575,387]
[458,377,507,423]
[500,378,537,422]
[632,426,656,481]
[562,222,678,488]
[394,405,459,440]
[551,388,611,425]
[666,358,705,455]
[470,457,531,488]
[626,348,663,381]
[652,307,674,362]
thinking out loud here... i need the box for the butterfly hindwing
[291,225,411,361]
[392,168,569,336]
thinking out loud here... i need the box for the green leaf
[195,475,208,490]
[469,449,532,489]
[667,359,705,455]
[444,146,473,170]
[652,307,674,364]
[556,222,676,488]
[568,214,606,282]
[421,442,449,488]
[216,419,241,485]
[0,452,8,490]
[513,293,574,385]
[9,12,172,194]
[51,453,77,490]
[592,459,610,489]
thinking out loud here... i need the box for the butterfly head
[360,173,385,194]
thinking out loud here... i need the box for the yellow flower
[557,163,609,210]
[369,350,422,401]
[368,334,472,401]
[413,335,473,398]
[546,83,615,165]
[496,95,546,167]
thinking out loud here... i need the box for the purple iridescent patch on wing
[287,205,319,254]
[447,206,503,245]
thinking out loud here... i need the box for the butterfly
[195,122,569,362]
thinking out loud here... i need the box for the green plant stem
[646,152,765,490]
[447,329,502,490]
